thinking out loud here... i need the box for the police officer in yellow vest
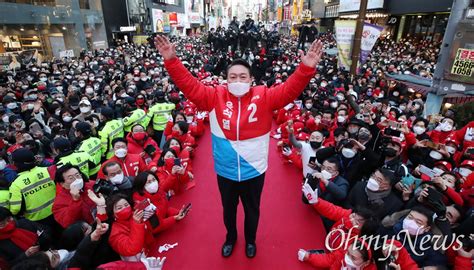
[98,107,124,159]
[75,122,102,179]
[122,97,150,133]
[148,91,175,145]
[0,187,9,209]
[53,138,94,178]
[8,148,56,224]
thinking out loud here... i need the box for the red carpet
[155,125,327,270]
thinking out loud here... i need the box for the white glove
[284,103,294,111]
[302,183,318,204]
[282,148,292,156]
[140,256,166,270]
[298,249,308,262]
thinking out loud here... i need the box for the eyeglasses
[65,172,82,182]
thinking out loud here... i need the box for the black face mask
[310,141,322,149]
[383,147,398,157]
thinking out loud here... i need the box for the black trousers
[217,173,265,245]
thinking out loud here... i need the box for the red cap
[435,161,453,172]
[293,122,305,133]
[461,160,474,168]
[297,132,309,141]
[184,107,195,116]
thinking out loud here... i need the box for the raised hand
[87,190,105,206]
[302,183,318,204]
[299,40,324,69]
[90,218,109,241]
[154,35,176,61]
[141,256,166,270]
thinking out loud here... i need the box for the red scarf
[0,220,38,251]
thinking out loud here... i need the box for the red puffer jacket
[108,218,156,257]
[156,165,191,195]
[311,198,359,250]
[126,133,161,165]
[132,190,179,234]
[52,181,96,228]
[97,154,147,180]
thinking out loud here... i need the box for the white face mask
[446,146,456,155]
[413,126,426,135]
[393,91,399,97]
[2,115,9,123]
[442,123,453,132]
[40,77,48,82]
[80,106,91,113]
[0,159,6,170]
[459,168,472,177]
[115,148,127,158]
[366,177,380,191]
[305,103,312,110]
[429,150,443,160]
[342,148,356,159]
[228,82,250,97]
[110,173,124,185]
[399,105,406,111]
[321,170,333,180]
[344,254,359,269]
[403,217,423,236]
[70,178,84,190]
[145,181,159,194]
[7,103,18,110]
[337,115,346,123]
[63,116,72,122]
[27,103,35,110]
[320,82,327,88]
[330,102,338,109]
[57,249,70,263]
[185,116,194,123]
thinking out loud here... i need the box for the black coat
[0,219,51,265]
[345,181,404,219]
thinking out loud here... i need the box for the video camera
[93,179,118,197]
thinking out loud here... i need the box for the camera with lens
[93,179,117,197]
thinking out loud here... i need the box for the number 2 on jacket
[248,103,258,123]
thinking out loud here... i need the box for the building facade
[0,0,108,58]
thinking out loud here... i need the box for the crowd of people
[0,19,472,270]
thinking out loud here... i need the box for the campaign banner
[335,20,357,71]
[360,23,383,64]
[450,48,474,78]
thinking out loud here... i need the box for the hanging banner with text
[450,48,474,78]
[335,20,357,71]
[360,22,384,64]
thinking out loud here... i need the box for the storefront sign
[59,50,74,58]
[152,9,164,33]
[302,9,311,20]
[360,23,384,64]
[120,26,137,32]
[163,13,171,33]
[169,12,178,25]
[335,20,357,71]
[339,0,384,13]
[450,48,474,77]
[188,12,201,24]
[387,16,398,25]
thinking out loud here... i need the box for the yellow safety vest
[99,119,125,159]
[57,151,93,178]
[0,189,10,210]
[148,103,175,131]
[9,166,55,221]
[78,137,102,176]
[123,109,150,132]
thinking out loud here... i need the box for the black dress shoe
[222,242,234,257]
[246,243,257,258]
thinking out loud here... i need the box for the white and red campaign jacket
[165,57,316,181]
